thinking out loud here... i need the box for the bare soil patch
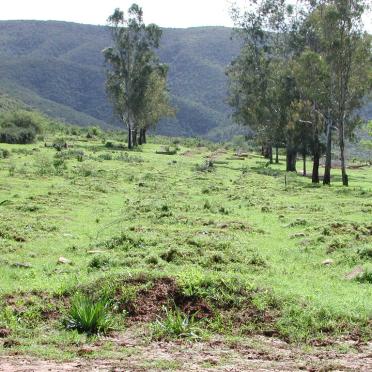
[1,335,371,371]
[124,278,213,322]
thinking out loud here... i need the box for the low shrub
[97,153,113,161]
[0,111,44,144]
[0,148,10,158]
[356,268,372,284]
[0,126,37,144]
[195,160,214,172]
[88,255,112,270]
[116,152,143,163]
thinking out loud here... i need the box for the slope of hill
[0,20,241,138]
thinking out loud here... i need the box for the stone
[290,232,306,239]
[57,256,72,265]
[322,259,334,266]
[345,266,364,280]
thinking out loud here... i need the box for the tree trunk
[139,128,147,145]
[323,119,332,185]
[143,129,147,144]
[138,131,143,145]
[132,129,138,147]
[269,146,273,164]
[275,146,279,164]
[312,147,320,184]
[303,153,306,177]
[339,119,348,186]
[127,126,133,149]
[286,146,297,172]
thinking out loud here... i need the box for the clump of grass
[248,253,267,267]
[195,160,214,172]
[156,145,178,155]
[65,293,112,335]
[97,153,113,161]
[74,162,95,177]
[151,307,202,340]
[357,246,372,260]
[97,232,142,251]
[160,248,180,263]
[0,148,10,158]
[356,268,372,284]
[287,218,307,227]
[88,255,113,270]
[115,152,143,163]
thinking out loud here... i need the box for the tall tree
[227,0,304,171]
[103,4,162,149]
[292,50,330,182]
[307,0,371,185]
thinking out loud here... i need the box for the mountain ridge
[0,20,242,139]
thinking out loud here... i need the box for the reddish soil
[125,278,213,322]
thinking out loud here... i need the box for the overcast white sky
[0,0,371,31]
[0,0,237,28]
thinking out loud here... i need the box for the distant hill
[0,20,242,139]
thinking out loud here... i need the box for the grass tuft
[65,294,112,335]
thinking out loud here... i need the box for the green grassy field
[0,133,371,361]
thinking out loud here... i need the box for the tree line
[226,0,371,186]
[103,2,371,186]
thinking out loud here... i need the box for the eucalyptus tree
[306,0,371,185]
[103,4,162,149]
[227,0,305,170]
[292,50,330,182]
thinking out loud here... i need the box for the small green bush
[0,148,10,158]
[88,255,112,270]
[195,160,214,172]
[357,247,372,260]
[0,111,44,144]
[356,269,372,284]
[65,294,112,335]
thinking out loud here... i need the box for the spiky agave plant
[66,293,112,335]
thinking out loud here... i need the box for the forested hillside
[0,21,241,138]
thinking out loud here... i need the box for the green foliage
[151,307,202,340]
[356,268,372,284]
[103,5,164,148]
[195,160,214,172]
[0,148,10,158]
[65,293,112,335]
[0,110,47,144]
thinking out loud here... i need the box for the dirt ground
[1,335,371,371]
